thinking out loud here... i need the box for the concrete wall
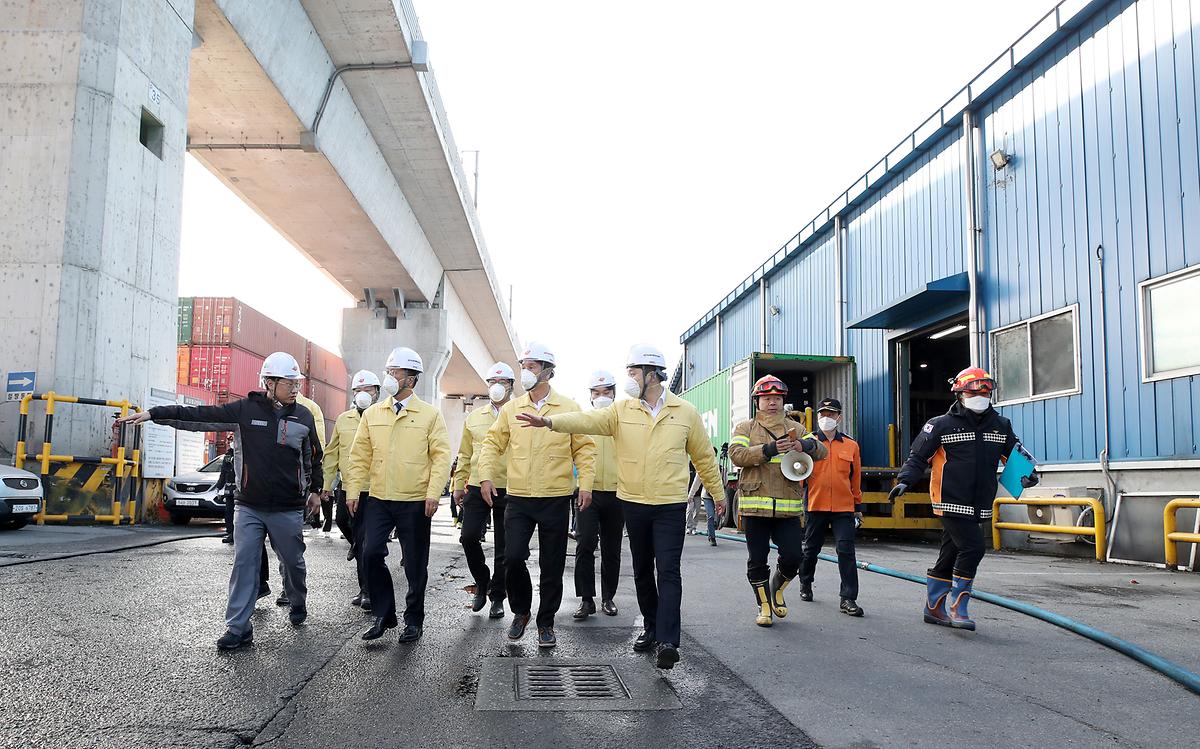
[0,0,195,457]
[340,305,450,407]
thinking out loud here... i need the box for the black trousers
[799,511,859,600]
[743,514,804,583]
[460,485,508,602]
[929,514,986,579]
[504,496,571,627]
[361,498,432,627]
[575,490,624,601]
[622,500,686,648]
[320,498,334,532]
[335,491,367,593]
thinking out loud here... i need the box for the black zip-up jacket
[897,401,1018,520]
[149,392,322,512]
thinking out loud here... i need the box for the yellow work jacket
[345,395,451,502]
[592,432,619,493]
[478,388,596,498]
[549,392,723,506]
[453,402,508,492]
[322,407,362,492]
[296,392,327,449]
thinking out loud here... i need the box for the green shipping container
[177,297,193,345]
[680,367,732,457]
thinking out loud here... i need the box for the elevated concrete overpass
[0,0,517,455]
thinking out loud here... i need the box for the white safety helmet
[385,346,424,373]
[351,370,381,389]
[260,352,305,381]
[626,344,667,369]
[486,362,516,381]
[519,341,556,366]
[588,370,617,389]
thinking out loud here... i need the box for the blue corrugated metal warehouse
[678,0,1199,566]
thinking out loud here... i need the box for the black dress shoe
[633,629,656,652]
[799,582,814,602]
[360,596,372,613]
[275,592,290,607]
[601,600,618,616]
[488,600,506,619]
[398,625,423,643]
[351,593,363,607]
[288,605,307,625]
[346,545,356,562]
[537,627,557,648]
[472,590,488,612]
[221,534,234,544]
[573,599,596,620]
[656,644,680,669]
[708,536,717,546]
[257,583,271,601]
[507,613,531,641]
[361,617,397,641]
[216,629,253,650]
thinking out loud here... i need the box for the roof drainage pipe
[712,531,1200,696]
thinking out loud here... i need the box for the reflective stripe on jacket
[729,415,827,518]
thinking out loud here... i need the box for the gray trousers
[227,504,307,635]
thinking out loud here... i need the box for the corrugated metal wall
[765,232,839,354]
[980,0,1200,462]
[685,323,718,390]
[719,292,761,369]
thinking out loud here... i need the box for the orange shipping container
[176,345,191,386]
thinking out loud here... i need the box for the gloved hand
[799,437,819,454]
[762,440,780,459]
[886,482,907,503]
[1020,472,1039,489]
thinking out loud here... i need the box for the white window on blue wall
[1139,265,1200,382]
[990,305,1081,405]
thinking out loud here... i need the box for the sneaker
[708,536,717,547]
[840,599,864,617]
[216,629,253,651]
[537,626,557,648]
[507,613,531,641]
[799,582,814,602]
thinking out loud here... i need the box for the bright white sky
[180,0,1054,404]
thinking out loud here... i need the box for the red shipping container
[305,341,348,388]
[176,384,216,405]
[190,297,305,362]
[188,345,265,397]
[176,345,191,386]
[307,378,350,419]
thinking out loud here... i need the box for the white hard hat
[351,370,381,389]
[519,341,556,366]
[485,362,516,381]
[626,344,667,369]
[260,352,304,380]
[385,346,424,373]
[588,370,617,389]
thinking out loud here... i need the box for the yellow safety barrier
[992,497,1106,561]
[1163,498,1200,569]
[887,423,897,468]
[15,392,143,525]
[859,490,942,531]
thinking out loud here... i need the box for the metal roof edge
[679,0,1114,344]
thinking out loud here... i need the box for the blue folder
[998,442,1037,498]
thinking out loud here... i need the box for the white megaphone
[780,450,814,482]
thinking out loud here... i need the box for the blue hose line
[713,531,1200,696]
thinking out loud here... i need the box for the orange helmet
[950,367,995,394]
[752,375,788,398]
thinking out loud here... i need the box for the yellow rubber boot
[770,569,791,618]
[752,580,773,627]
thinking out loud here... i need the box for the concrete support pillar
[341,306,452,407]
[0,1,195,458]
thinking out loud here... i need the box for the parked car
[0,464,43,530]
[163,455,230,526]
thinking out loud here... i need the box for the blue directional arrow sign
[6,371,35,402]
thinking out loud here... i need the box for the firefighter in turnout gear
[729,375,828,627]
[891,367,1037,631]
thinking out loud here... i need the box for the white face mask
[622,376,642,399]
[353,391,373,410]
[962,395,991,413]
[519,368,538,391]
[818,416,839,432]
[591,395,614,409]
[488,383,508,403]
[381,374,400,399]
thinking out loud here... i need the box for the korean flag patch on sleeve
[922,422,934,434]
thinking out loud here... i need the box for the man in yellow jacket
[572,370,624,620]
[518,344,723,669]
[478,341,595,649]
[452,361,516,620]
[346,346,451,645]
[322,370,381,611]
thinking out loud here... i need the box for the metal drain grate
[516,664,629,700]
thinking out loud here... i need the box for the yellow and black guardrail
[14,392,143,525]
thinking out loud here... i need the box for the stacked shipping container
[175,297,347,448]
